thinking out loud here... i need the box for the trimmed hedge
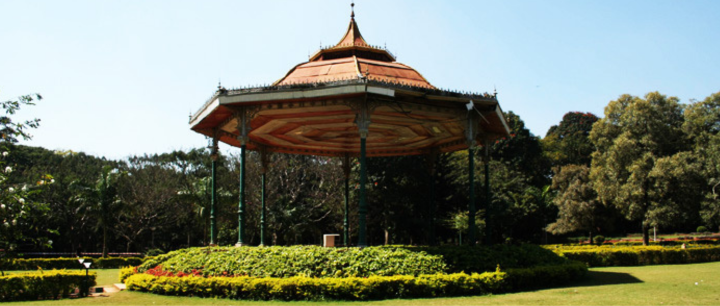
[546,244,720,267]
[0,270,96,301]
[399,244,569,273]
[138,246,447,278]
[0,257,144,270]
[505,261,587,291]
[612,239,719,246]
[126,245,588,301]
[126,262,586,301]
[127,271,507,301]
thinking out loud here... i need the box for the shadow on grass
[572,271,643,287]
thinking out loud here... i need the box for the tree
[547,164,604,243]
[7,145,119,253]
[0,93,41,143]
[0,92,52,274]
[264,154,343,245]
[491,111,550,187]
[543,112,599,167]
[115,156,187,252]
[683,92,720,229]
[444,210,484,245]
[175,175,233,246]
[445,151,542,243]
[590,92,691,245]
[71,166,126,257]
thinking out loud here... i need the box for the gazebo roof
[275,17,433,89]
[190,12,510,157]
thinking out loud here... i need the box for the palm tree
[71,166,125,257]
[176,177,232,245]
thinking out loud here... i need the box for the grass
[4,262,720,305]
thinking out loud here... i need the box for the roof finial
[351,1,355,18]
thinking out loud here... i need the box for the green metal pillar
[342,155,351,246]
[210,154,217,245]
[426,152,437,245]
[358,137,368,247]
[236,144,246,246]
[468,147,477,246]
[260,171,266,246]
[209,135,219,246]
[483,143,492,245]
[259,147,269,246]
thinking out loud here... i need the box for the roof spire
[351,1,355,18]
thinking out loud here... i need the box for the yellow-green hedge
[545,245,720,267]
[126,272,506,301]
[506,262,588,290]
[119,266,137,283]
[125,263,587,301]
[0,270,96,301]
[0,257,144,270]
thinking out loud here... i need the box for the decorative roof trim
[191,78,498,126]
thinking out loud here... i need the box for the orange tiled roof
[275,17,434,89]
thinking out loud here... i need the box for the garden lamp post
[78,259,92,297]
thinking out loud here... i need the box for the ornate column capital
[235,109,251,146]
[209,129,220,161]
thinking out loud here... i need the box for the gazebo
[189,5,510,247]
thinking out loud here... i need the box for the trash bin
[323,234,340,247]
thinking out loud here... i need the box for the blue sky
[1,0,718,159]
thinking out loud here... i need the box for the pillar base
[234,243,248,247]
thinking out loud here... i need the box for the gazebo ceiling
[190,13,510,157]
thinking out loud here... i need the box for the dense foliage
[590,92,703,245]
[0,270,96,301]
[137,246,446,278]
[543,112,599,167]
[401,244,570,273]
[124,244,586,300]
[546,244,720,267]
[4,89,720,253]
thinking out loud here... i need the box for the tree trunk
[588,230,594,244]
[642,181,651,246]
[642,222,650,246]
[384,229,389,245]
[102,226,108,258]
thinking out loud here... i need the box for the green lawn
[5,262,720,305]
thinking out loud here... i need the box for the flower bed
[124,245,587,301]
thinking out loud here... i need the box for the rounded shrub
[697,226,709,233]
[144,248,165,257]
[137,246,447,278]
[593,235,605,245]
[400,244,572,273]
